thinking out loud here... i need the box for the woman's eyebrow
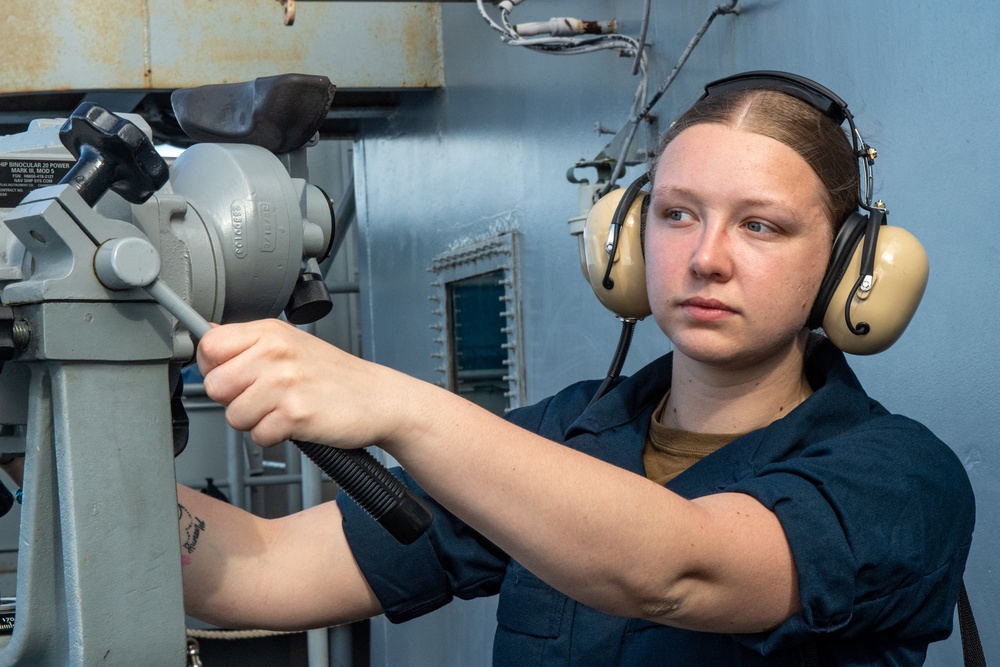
[650,185,803,219]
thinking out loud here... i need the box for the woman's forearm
[177,484,382,630]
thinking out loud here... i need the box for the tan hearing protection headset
[583,70,928,355]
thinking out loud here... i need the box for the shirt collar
[565,336,873,442]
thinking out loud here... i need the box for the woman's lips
[680,297,737,321]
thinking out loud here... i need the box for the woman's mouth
[680,297,737,321]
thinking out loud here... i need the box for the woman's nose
[688,224,733,281]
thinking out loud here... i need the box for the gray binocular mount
[0,73,429,665]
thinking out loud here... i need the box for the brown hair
[653,89,860,231]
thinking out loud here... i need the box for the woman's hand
[197,319,415,449]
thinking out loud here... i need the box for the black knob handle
[58,103,169,206]
[284,270,333,325]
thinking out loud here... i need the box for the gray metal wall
[351,1,1000,665]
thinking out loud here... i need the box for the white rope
[186,627,305,641]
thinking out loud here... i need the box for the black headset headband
[701,70,850,124]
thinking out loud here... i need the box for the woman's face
[644,123,834,370]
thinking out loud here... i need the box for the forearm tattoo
[178,503,206,565]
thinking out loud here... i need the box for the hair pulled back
[653,89,861,231]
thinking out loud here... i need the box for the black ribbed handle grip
[294,440,432,544]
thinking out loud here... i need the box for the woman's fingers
[196,318,387,448]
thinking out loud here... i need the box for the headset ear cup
[809,212,868,330]
[821,225,929,355]
[583,188,652,320]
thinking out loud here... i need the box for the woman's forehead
[653,125,828,201]
[651,124,832,224]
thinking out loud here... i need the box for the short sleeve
[339,466,509,623]
[725,417,974,652]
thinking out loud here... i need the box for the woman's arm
[197,319,799,633]
[385,397,799,633]
[177,484,382,630]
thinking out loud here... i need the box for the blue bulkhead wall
[353,1,997,664]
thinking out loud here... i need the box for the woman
[179,73,974,665]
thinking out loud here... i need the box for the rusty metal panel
[0,1,442,93]
[0,1,148,93]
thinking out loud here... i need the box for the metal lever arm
[94,237,433,544]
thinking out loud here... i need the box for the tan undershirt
[643,392,745,485]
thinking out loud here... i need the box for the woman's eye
[745,220,771,233]
[667,210,691,222]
